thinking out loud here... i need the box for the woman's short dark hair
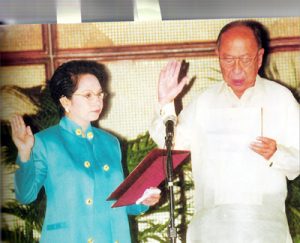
[48,60,108,116]
[216,20,267,50]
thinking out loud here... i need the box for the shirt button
[87,132,94,139]
[103,164,110,171]
[87,238,94,243]
[86,198,93,205]
[75,128,82,136]
[84,161,91,168]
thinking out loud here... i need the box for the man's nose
[232,58,243,73]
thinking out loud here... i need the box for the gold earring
[65,107,70,113]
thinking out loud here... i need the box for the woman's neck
[65,113,89,132]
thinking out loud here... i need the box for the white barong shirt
[149,76,299,243]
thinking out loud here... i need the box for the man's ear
[59,96,71,112]
[257,48,265,68]
[215,46,219,57]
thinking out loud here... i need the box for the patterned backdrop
[1,17,299,242]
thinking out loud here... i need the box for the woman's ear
[59,96,71,113]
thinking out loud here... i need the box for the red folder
[107,148,190,207]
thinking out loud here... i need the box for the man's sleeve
[149,98,198,150]
[269,96,300,180]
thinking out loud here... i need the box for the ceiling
[0,0,299,24]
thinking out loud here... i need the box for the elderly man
[149,20,299,243]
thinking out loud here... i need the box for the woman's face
[65,74,104,128]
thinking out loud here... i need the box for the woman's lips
[92,109,101,113]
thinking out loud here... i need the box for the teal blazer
[15,116,148,243]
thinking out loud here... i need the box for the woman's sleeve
[14,135,48,204]
[126,204,149,215]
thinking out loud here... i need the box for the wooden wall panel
[1,17,299,83]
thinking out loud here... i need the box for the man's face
[216,26,264,98]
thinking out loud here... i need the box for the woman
[10,60,160,243]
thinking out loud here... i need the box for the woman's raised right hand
[10,114,34,162]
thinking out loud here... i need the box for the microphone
[164,115,177,139]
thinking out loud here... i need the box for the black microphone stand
[165,120,177,243]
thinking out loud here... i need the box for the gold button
[86,198,93,205]
[87,132,94,139]
[84,161,91,168]
[87,238,94,243]
[75,128,82,136]
[103,164,110,171]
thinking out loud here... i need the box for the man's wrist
[159,102,176,119]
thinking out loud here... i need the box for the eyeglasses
[219,52,259,68]
[73,90,108,101]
